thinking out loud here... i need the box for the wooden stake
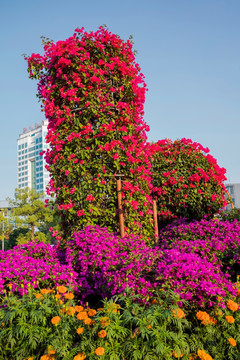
[153,199,158,244]
[116,177,125,237]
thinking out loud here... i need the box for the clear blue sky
[0,0,239,200]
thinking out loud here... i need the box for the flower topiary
[150,138,227,224]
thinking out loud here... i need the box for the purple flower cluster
[158,218,240,279]
[65,225,161,300]
[65,225,237,307]
[156,250,235,307]
[0,241,78,295]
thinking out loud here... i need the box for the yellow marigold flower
[84,317,91,325]
[56,285,67,294]
[55,294,61,299]
[197,349,213,360]
[51,316,61,325]
[35,293,43,299]
[73,353,86,360]
[95,347,105,356]
[98,329,107,338]
[228,338,237,346]
[76,327,84,334]
[64,292,74,300]
[226,300,239,311]
[100,316,110,327]
[75,305,84,312]
[67,306,76,316]
[77,311,88,320]
[88,309,97,317]
[225,315,235,324]
[172,308,185,319]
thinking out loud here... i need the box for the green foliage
[219,208,240,222]
[1,285,240,359]
[5,227,29,250]
[7,188,53,241]
[16,231,48,245]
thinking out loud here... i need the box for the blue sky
[0,0,239,199]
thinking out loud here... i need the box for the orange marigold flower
[202,316,217,325]
[40,356,49,360]
[97,308,103,311]
[152,299,158,304]
[59,300,63,305]
[172,350,183,358]
[56,285,67,294]
[228,338,237,346]
[225,315,235,324]
[40,289,52,295]
[51,316,61,325]
[147,324,151,329]
[196,311,210,322]
[75,305,84,312]
[197,349,213,360]
[84,317,91,325]
[95,347,105,356]
[98,329,107,338]
[237,289,240,297]
[35,293,43,299]
[100,316,110,327]
[73,353,86,360]
[77,311,88,320]
[215,309,222,316]
[64,292,74,300]
[88,309,97,317]
[55,294,61,299]
[172,308,185,319]
[48,349,56,355]
[76,327,84,334]
[226,300,239,311]
[67,306,76,316]
[189,354,197,360]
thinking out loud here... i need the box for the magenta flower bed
[0,241,78,295]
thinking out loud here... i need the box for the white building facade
[17,120,50,195]
[225,183,240,210]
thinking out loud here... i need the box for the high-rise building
[17,120,50,195]
[225,183,240,210]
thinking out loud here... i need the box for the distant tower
[17,120,50,195]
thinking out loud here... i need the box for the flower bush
[26,26,154,241]
[158,218,240,281]
[65,225,236,308]
[150,138,227,224]
[1,286,239,359]
[156,250,236,307]
[65,225,161,301]
[0,241,78,295]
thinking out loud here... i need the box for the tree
[0,211,13,250]
[26,26,154,241]
[150,138,227,224]
[7,188,53,241]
